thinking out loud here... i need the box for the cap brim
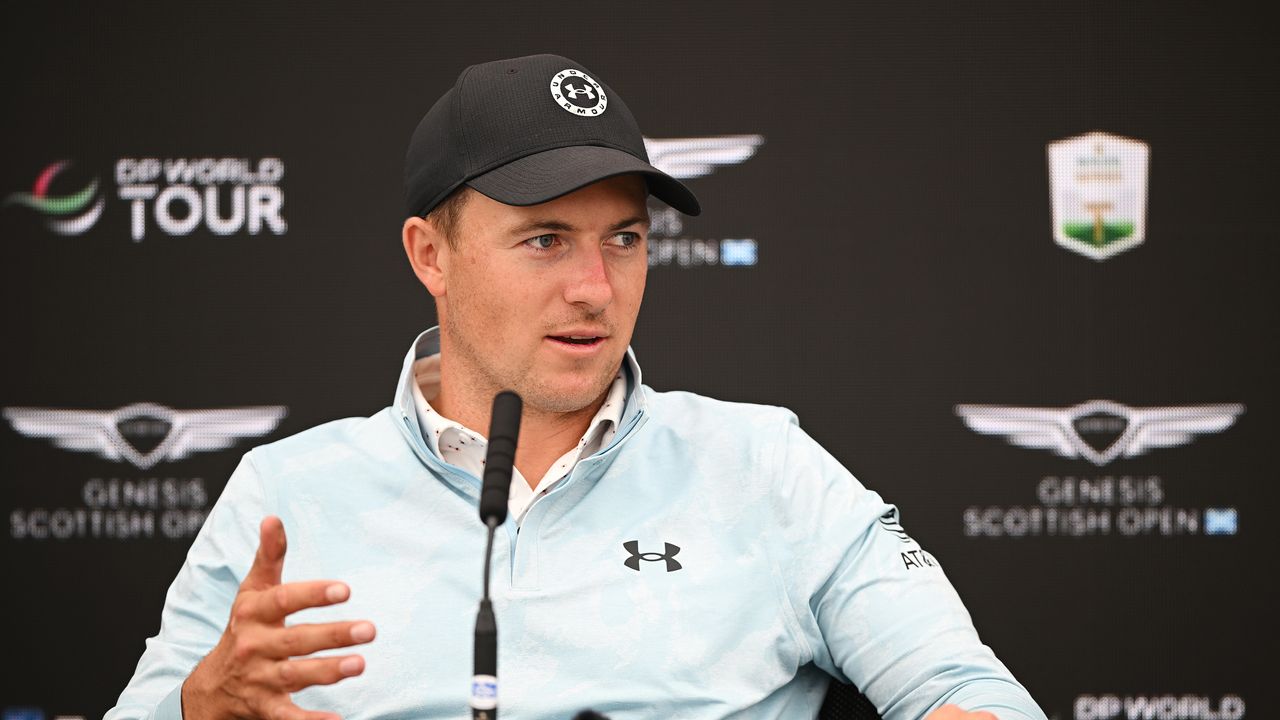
[466,145,701,216]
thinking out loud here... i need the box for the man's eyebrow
[507,215,650,236]
[508,219,577,236]
[609,215,650,232]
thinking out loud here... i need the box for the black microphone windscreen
[479,390,522,524]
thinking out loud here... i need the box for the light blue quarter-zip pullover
[107,328,1046,720]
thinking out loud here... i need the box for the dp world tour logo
[3,403,286,469]
[3,161,104,235]
[955,400,1243,466]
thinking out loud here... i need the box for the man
[108,54,1046,720]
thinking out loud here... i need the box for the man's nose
[562,245,613,312]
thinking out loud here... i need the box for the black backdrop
[2,2,1275,719]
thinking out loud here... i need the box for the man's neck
[432,365,608,489]
[510,400,605,486]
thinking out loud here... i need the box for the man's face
[434,175,649,415]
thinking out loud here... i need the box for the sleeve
[769,413,1047,720]
[104,453,270,720]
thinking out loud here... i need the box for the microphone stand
[471,390,522,720]
[467,391,610,720]
[472,517,499,719]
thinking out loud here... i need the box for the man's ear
[403,216,449,297]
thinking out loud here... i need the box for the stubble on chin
[442,322,620,418]
[517,359,621,415]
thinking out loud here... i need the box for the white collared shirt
[409,354,626,525]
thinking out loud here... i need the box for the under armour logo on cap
[404,54,700,219]
[404,53,701,219]
[550,68,607,116]
[623,540,682,572]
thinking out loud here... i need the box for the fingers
[268,620,377,658]
[274,654,366,693]
[264,701,342,720]
[239,580,352,624]
[243,516,288,590]
[200,518,371,720]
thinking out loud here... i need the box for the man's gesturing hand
[182,516,377,720]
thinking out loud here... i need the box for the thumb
[242,515,287,590]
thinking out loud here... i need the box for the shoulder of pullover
[244,408,415,479]
[640,385,798,433]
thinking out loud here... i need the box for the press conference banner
[2,3,1274,719]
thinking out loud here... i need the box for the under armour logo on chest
[623,540,682,572]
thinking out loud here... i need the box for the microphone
[471,390,522,720]
[479,390,522,526]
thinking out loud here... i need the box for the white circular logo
[549,69,607,117]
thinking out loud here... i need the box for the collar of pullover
[392,326,648,484]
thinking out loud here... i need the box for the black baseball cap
[404,53,700,218]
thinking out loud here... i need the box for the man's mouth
[548,335,605,346]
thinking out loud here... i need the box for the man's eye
[525,234,557,250]
[611,232,640,248]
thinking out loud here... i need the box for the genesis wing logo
[643,135,764,179]
[955,400,1243,466]
[3,402,287,469]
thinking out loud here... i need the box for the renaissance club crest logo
[955,400,1243,466]
[1047,131,1149,260]
[643,134,765,268]
[550,68,607,116]
[3,402,287,470]
[3,161,104,235]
